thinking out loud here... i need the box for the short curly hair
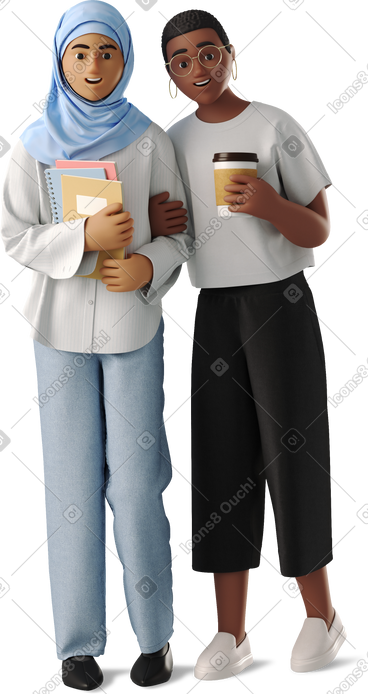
[161,10,230,70]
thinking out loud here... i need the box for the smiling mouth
[194,78,211,87]
[85,77,102,84]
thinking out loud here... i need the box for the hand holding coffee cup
[224,172,283,221]
[213,152,258,219]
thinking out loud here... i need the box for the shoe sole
[194,653,253,680]
[290,626,347,673]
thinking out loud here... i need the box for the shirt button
[88,300,93,305]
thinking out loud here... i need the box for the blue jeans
[33,318,173,660]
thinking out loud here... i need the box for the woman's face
[165,27,234,105]
[61,33,124,101]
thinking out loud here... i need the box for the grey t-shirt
[167,100,332,288]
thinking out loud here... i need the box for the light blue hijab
[20,0,151,165]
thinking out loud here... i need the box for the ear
[163,65,177,87]
[229,44,235,60]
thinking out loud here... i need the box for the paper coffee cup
[213,152,258,219]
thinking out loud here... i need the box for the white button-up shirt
[1,122,192,353]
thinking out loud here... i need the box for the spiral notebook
[44,168,107,223]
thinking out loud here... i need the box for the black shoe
[130,642,173,687]
[62,655,103,690]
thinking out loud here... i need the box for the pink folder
[55,160,118,181]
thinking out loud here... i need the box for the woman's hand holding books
[84,202,134,252]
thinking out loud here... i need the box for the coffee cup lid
[213,152,259,163]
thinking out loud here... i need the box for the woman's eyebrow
[170,40,217,59]
[70,43,117,50]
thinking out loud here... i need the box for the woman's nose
[85,51,101,73]
[191,56,208,79]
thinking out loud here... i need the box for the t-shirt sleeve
[276,110,332,207]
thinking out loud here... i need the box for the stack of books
[44,160,125,279]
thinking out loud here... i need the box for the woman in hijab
[1,1,190,688]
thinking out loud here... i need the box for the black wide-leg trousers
[191,271,333,577]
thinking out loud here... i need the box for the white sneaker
[291,608,347,672]
[194,632,253,681]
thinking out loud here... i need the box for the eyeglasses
[165,44,231,77]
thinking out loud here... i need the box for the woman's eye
[204,53,215,61]
[179,61,189,69]
[74,50,112,61]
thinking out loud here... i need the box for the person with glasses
[149,8,346,681]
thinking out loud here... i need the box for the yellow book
[61,174,125,280]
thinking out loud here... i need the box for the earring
[167,79,179,101]
[231,60,239,82]
[232,59,238,81]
